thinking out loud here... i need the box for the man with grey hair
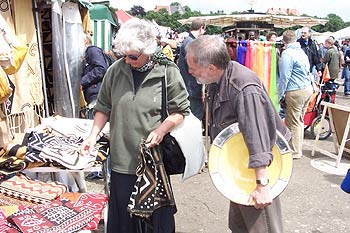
[177,18,206,121]
[297,26,321,73]
[186,35,289,233]
[279,30,313,160]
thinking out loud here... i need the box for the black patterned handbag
[160,75,186,175]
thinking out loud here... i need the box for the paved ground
[90,79,350,233]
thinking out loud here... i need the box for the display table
[312,101,350,167]
[25,162,109,197]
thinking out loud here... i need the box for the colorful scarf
[132,50,172,73]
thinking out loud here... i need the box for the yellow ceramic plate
[209,123,292,205]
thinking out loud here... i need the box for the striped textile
[236,41,280,110]
[0,173,67,204]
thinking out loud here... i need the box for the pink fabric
[7,199,95,233]
[59,193,108,230]
[0,208,11,233]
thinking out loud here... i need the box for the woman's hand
[80,135,97,156]
[145,128,166,148]
[145,113,185,148]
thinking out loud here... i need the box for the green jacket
[324,46,340,80]
[94,59,190,174]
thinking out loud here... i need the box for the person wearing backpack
[81,33,109,119]
[81,33,109,180]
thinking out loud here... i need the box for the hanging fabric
[269,43,279,110]
[234,40,280,111]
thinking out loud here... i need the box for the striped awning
[91,20,113,51]
[89,4,117,51]
[89,4,116,26]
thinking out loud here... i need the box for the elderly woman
[80,18,190,232]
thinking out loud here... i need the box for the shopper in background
[279,30,313,160]
[177,18,206,121]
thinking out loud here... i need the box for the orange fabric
[306,92,318,113]
[253,43,265,86]
[322,64,331,83]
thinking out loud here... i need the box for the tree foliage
[130,5,146,17]
[312,13,345,32]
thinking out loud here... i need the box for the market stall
[89,4,118,51]
[0,1,111,231]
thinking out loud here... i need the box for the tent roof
[333,26,350,40]
[178,14,328,29]
[115,9,133,24]
[89,4,116,25]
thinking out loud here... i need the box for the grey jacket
[207,61,289,168]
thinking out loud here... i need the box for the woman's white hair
[113,18,158,55]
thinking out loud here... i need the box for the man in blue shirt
[279,30,313,159]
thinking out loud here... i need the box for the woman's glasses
[123,54,142,61]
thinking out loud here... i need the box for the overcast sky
[110,0,350,22]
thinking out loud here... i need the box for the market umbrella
[178,14,328,29]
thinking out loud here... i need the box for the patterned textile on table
[7,199,95,233]
[0,206,10,233]
[0,143,29,175]
[0,193,36,207]
[128,141,175,218]
[0,134,45,175]
[0,172,10,182]
[0,173,67,204]
[24,131,97,170]
[24,131,55,163]
[58,192,108,230]
[39,116,110,163]
[0,205,29,232]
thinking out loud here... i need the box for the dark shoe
[345,92,350,96]
[96,172,105,179]
[86,172,104,180]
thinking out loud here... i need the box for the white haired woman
[80,18,190,232]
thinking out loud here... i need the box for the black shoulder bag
[160,73,186,175]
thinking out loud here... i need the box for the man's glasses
[123,54,142,61]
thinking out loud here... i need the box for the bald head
[301,27,311,40]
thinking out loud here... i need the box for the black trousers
[107,171,176,233]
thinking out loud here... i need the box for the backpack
[102,52,115,66]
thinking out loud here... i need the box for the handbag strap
[161,67,168,122]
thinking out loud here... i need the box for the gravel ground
[88,78,350,233]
